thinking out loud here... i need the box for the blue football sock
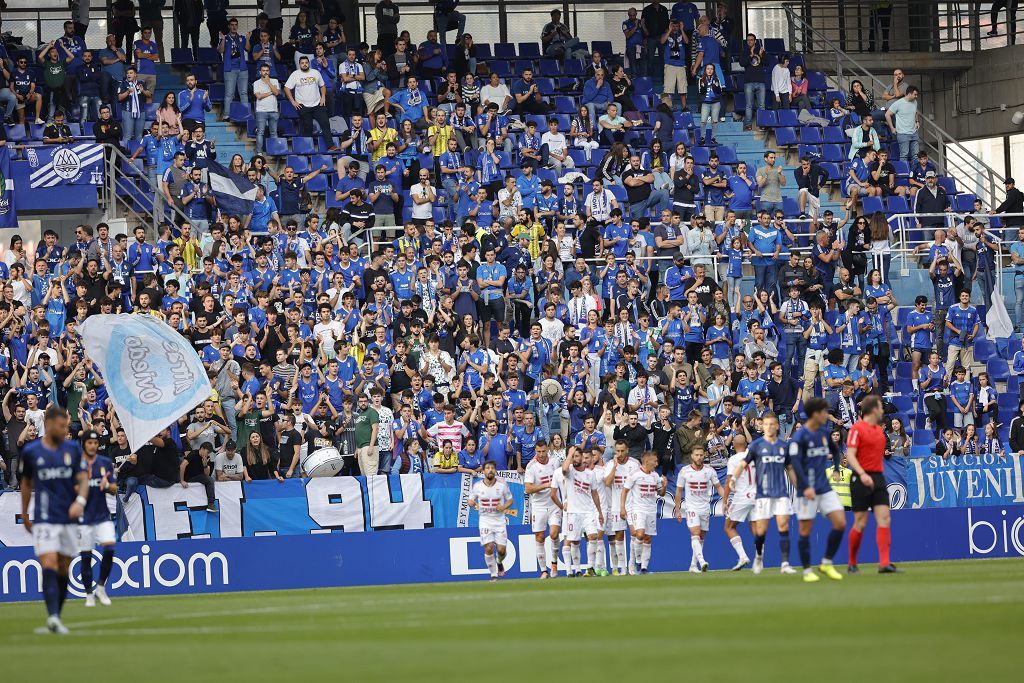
[798,535,811,568]
[779,530,791,562]
[825,528,845,561]
[42,568,60,617]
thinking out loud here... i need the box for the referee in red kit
[844,395,901,574]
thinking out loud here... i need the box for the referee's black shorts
[850,473,889,512]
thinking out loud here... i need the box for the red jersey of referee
[846,420,886,473]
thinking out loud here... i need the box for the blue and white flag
[208,159,258,216]
[0,146,16,228]
[80,314,213,452]
[27,143,105,188]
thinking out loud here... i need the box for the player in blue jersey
[19,406,89,635]
[788,398,847,583]
[77,430,119,606]
[728,412,796,575]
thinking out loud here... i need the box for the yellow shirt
[511,221,546,259]
[173,236,200,271]
[433,450,460,470]
[825,465,853,508]
[370,126,398,161]
[427,124,454,158]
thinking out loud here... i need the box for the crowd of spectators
[0,1,1022,500]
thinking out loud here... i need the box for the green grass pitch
[1,558,1020,682]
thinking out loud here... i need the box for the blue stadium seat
[799,126,823,144]
[823,126,846,144]
[797,144,821,159]
[196,47,220,64]
[265,138,289,156]
[690,147,711,165]
[286,155,310,174]
[913,430,935,446]
[493,43,516,59]
[171,48,193,66]
[861,196,885,215]
[987,358,1010,382]
[886,195,910,214]
[489,61,512,78]
[475,44,492,61]
[292,137,315,154]
[938,176,957,194]
[808,71,828,92]
[952,193,977,212]
[229,102,252,122]
[821,144,845,162]
[774,127,797,146]
[607,184,628,204]
[592,41,614,57]
[675,111,695,129]
[818,162,841,181]
[756,109,777,129]
[892,159,910,176]
[517,42,541,58]
[764,38,786,54]
[776,109,800,127]
[305,174,329,193]
[782,197,800,217]
[715,146,738,165]
[633,77,655,97]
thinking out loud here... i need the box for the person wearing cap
[992,177,1024,229]
[215,439,247,481]
[180,442,218,512]
[912,170,951,236]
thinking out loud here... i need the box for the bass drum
[301,446,345,478]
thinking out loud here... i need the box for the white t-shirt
[538,317,565,346]
[605,457,640,511]
[215,452,245,478]
[627,385,659,428]
[727,451,756,502]
[676,464,719,512]
[337,59,364,92]
[590,465,610,511]
[624,469,661,514]
[564,465,596,514]
[480,82,511,110]
[313,320,344,347]
[375,405,394,450]
[541,131,568,157]
[469,479,512,528]
[285,68,325,107]
[409,182,435,219]
[584,189,614,221]
[524,458,556,508]
[253,77,280,113]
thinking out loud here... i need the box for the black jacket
[1010,414,1024,455]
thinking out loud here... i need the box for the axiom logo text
[2,544,229,596]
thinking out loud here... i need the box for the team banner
[898,453,1024,509]
[26,143,105,188]
[0,145,16,228]
[79,315,213,452]
[2,505,1022,602]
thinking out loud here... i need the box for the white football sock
[691,537,704,564]
[484,552,497,578]
[586,540,597,571]
[570,544,581,573]
[536,541,548,573]
[595,540,606,572]
[730,535,749,562]
[640,542,652,569]
[631,538,641,566]
[616,540,627,572]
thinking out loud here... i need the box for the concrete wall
[926,43,1024,141]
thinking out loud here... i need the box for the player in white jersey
[524,440,561,579]
[554,446,604,577]
[621,451,667,574]
[586,445,610,576]
[722,434,754,570]
[673,447,726,572]
[468,461,514,582]
[602,441,641,575]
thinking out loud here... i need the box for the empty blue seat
[493,42,516,59]
[886,195,910,214]
[797,144,821,159]
[489,61,512,78]
[821,144,845,162]
[952,193,977,212]
[715,146,738,165]
[264,138,289,156]
[286,155,310,173]
[690,147,711,165]
[988,358,1010,381]
[291,137,315,154]
[775,127,797,146]
[776,109,800,127]
[764,38,786,53]
[862,196,884,215]
[517,42,541,58]
[913,430,935,446]
[756,109,778,129]
[799,126,823,144]
[818,162,841,181]
[823,126,846,144]
[305,174,329,192]
[807,71,828,92]
[633,77,654,96]
[938,176,957,194]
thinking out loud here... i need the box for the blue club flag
[208,159,258,216]
[0,145,17,228]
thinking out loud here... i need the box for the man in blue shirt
[219,18,250,119]
[929,256,961,360]
[748,210,781,297]
[388,76,430,128]
[788,397,846,582]
[20,406,89,635]
[728,412,795,574]
[512,67,548,116]
[944,289,979,374]
[178,72,212,131]
[476,247,507,348]
[727,162,756,220]
[701,154,728,223]
[97,33,129,106]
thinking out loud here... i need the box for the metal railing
[100,143,197,235]
[779,4,1008,209]
[761,0,1024,54]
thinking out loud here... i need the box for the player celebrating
[622,451,667,574]
[846,395,901,573]
[603,441,640,575]
[788,398,846,582]
[524,439,561,579]
[557,446,604,577]
[722,434,753,570]
[468,460,514,582]
[674,446,726,572]
[729,413,797,575]
[19,406,89,634]
[587,447,611,576]
[78,430,119,606]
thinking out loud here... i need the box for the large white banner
[80,314,212,452]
